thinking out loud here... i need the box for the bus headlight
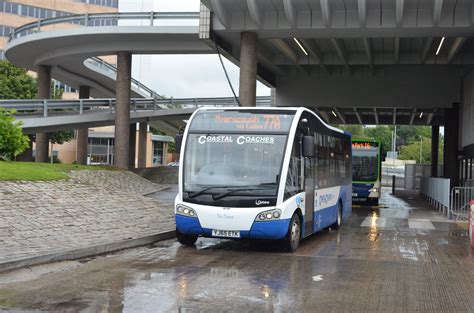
[255,209,281,222]
[176,204,198,218]
[369,188,378,193]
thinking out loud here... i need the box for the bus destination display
[189,111,295,133]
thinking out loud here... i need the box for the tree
[399,138,444,164]
[0,60,37,99]
[365,126,393,158]
[335,125,366,137]
[0,109,29,159]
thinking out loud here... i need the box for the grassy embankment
[0,161,116,181]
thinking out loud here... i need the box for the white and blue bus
[175,107,352,251]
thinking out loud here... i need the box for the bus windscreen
[189,110,295,133]
[352,142,379,182]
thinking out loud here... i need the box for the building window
[0,25,14,37]
[88,137,114,165]
[153,141,164,166]
[75,0,119,8]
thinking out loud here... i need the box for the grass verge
[0,161,116,181]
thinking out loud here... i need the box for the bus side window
[285,134,303,199]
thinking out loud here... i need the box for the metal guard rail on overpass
[0,96,272,117]
[84,57,163,99]
[8,12,200,42]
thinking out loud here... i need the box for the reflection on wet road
[0,189,473,312]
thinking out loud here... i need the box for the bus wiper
[188,186,232,199]
[212,186,275,201]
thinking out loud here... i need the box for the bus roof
[194,106,345,134]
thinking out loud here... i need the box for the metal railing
[420,177,451,216]
[0,97,272,118]
[450,187,474,220]
[8,12,200,42]
[84,57,163,99]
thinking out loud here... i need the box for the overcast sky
[119,0,270,98]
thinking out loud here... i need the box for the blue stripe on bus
[176,215,291,240]
[175,215,203,235]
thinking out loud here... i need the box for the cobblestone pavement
[69,170,169,195]
[0,171,175,267]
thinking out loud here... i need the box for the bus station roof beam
[330,39,350,72]
[333,108,346,124]
[447,37,467,64]
[210,0,231,29]
[373,108,379,125]
[410,109,417,125]
[354,108,363,125]
[283,0,297,28]
[298,39,327,72]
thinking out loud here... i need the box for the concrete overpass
[201,0,474,186]
[4,3,474,185]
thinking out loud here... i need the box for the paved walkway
[0,171,175,271]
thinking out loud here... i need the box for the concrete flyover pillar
[35,65,51,163]
[137,122,148,168]
[444,104,460,187]
[76,86,90,165]
[114,51,132,169]
[129,123,137,170]
[431,125,439,177]
[239,32,258,107]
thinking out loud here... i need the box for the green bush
[0,108,29,160]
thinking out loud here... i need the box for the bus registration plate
[352,193,358,196]
[212,230,241,238]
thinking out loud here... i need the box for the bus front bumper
[176,215,290,240]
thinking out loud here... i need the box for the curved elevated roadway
[5,12,215,99]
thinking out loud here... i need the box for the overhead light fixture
[419,112,424,118]
[293,38,308,56]
[332,110,337,117]
[436,37,445,55]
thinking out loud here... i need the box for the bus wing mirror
[175,134,183,154]
[303,136,315,158]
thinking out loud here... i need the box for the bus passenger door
[304,156,315,236]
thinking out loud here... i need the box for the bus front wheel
[282,213,301,252]
[176,229,198,246]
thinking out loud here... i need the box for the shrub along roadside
[0,108,29,160]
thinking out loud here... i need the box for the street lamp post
[419,136,423,164]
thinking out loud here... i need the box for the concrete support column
[76,86,90,165]
[114,52,132,169]
[129,124,137,170]
[137,122,148,168]
[35,65,51,163]
[431,125,439,177]
[239,32,258,107]
[444,104,460,187]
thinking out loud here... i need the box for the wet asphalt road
[0,189,473,312]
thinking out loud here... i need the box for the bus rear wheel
[332,202,343,230]
[176,229,198,246]
[282,213,301,252]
